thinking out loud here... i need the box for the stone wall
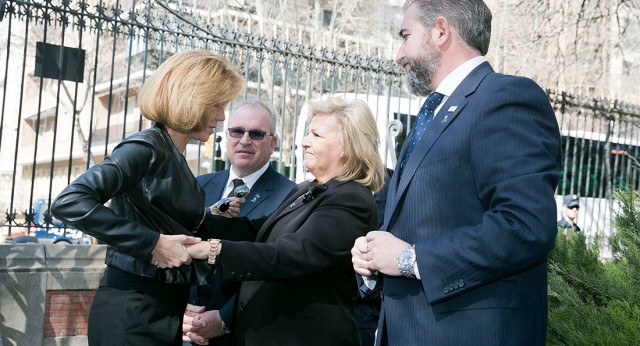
[0,244,106,346]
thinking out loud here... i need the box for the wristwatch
[220,319,231,334]
[396,245,416,278]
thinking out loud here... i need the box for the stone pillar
[0,244,106,346]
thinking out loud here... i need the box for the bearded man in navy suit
[352,1,561,345]
[183,99,295,345]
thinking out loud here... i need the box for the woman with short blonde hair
[139,50,243,133]
[52,50,243,346]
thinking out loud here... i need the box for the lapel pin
[441,115,449,123]
[251,194,260,203]
[448,106,457,112]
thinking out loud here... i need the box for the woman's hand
[185,240,211,260]
[151,234,201,268]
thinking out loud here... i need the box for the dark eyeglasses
[228,127,273,140]
[569,206,579,210]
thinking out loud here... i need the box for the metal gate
[1,0,639,248]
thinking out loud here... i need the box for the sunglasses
[228,127,273,141]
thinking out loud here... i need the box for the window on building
[323,10,332,26]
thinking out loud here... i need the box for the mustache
[398,57,411,68]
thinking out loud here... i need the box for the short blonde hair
[138,50,244,133]
[306,96,385,193]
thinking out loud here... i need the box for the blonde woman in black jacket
[51,50,243,346]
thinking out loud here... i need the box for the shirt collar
[227,162,271,190]
[435,56,487,97]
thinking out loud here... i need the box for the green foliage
[612,188,640,280]
[547,187,640,345]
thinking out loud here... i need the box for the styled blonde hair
[138,50,244,133]
[306,96,385,193]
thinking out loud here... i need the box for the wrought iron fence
[1,0,640,250]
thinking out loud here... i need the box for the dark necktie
[400,92,445,174]
[227,178,245,197]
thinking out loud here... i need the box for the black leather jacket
[51,123,209,285]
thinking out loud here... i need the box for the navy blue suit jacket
[197,166,295,219]
[190,166,294,344]
[379,62,561,345]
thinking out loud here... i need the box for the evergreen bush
[547,187,640,345]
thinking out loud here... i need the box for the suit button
[246,272,252,278]
[230,272,237,279]
[443,286,450,294]
[458,279,464,288]
[239,303,246,312]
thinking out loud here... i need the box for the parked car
[1,225,27,243]
[11,235,39,244]
[32,199,92,245]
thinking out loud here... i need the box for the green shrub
[547,187,640,345]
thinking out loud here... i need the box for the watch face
[398,248,415,267]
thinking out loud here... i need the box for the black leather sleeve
[51,141,160,260]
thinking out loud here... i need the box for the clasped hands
[351,231,411,277]
[150,234,213,268]
[182,304,226,345]
[150,197,243,268]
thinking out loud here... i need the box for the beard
[402,39,442,96]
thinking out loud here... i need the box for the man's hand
[352,231,411,276]
[183,304,207,344]
[209,197,246,218]
[352,236,374,276]
[182,304,226,345]
[151,234,201,268]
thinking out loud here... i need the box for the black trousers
[88,266,189,346]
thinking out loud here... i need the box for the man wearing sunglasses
[183,99,295,346]
[558,194,582,238]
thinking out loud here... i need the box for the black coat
[51,123,212,345]
[205,179,376,346]
[51,123,210,285]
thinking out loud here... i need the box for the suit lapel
[200,171,228,205]
[254,182,309,241]
[386,62,494,228]
[396,96,467,190]
[240,167,277,217]
[254,179,340,242]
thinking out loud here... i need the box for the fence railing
[2,0,640,249]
